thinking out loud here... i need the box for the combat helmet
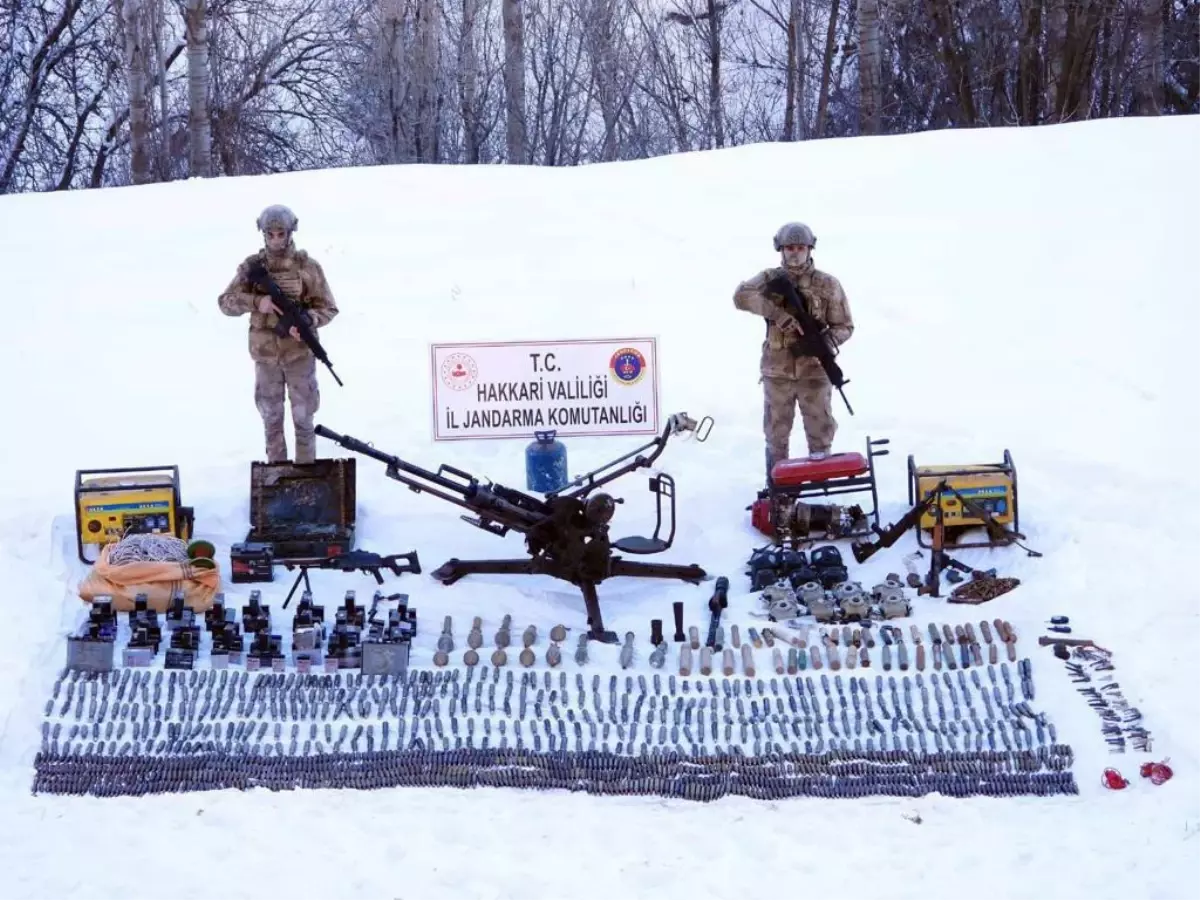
[256,204,299,234]
[773,222,817,251]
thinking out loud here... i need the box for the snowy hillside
[1,114,1199,900]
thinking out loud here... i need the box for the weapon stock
[247,261,344,386]
[315,414,714,642]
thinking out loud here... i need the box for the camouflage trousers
[255,355,320,463]
[762,374,836,473]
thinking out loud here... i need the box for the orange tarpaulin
[78,543,221,612]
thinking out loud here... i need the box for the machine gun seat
[771,452,869,486]
[613,535,669,555]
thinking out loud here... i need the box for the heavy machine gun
[314,413,714,642]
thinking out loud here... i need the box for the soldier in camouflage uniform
[733,222,854,483]
[218,205,339,464]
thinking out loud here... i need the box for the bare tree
[858,0,880,133]
[116,0,152,183]
[183,0,211,176]
[502,0,528,161]
[813,0,839,136]
[1132,0,1164,112]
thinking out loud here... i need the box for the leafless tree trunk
[150,0,171,179]
[858,0,880,133]
[184,0,211,177]
[586,0,623,160]
[503,0,528,162]
[783,0,806,139]
[928,0,977,125]
[814,0,839,137]
[1132,0,1164,113]
[118,0,152,184]
[414,0,442,161]
[459,0,483,162]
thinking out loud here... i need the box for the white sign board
[430,338,660,441]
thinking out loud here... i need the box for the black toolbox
[242,459,357,562]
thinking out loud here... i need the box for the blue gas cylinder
[525,430,568,493]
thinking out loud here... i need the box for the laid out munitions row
[42,660,1053,761]
[31,745,1079,800]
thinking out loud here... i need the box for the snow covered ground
[1,115,1198,899]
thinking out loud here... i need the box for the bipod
[283,567,313,610]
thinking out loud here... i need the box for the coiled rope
[107,533,190,565]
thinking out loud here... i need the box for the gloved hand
[772,309,804,336]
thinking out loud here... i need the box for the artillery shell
[679,645,693,677]
[495,615,512,648]
[773,647,785,674]
[860,646,870,668]
[841,625,852,646]
[620,633,635,670]
[723,649,735,677]
[523,625,538,648]
[468,617,483,649]
[980,620,993,644]
[689,626,700,650]
[741,644,756,677]
[731,625,741,648]
[970,643,983,667]
[943,624,955,645]
[989,643,998,665]
[845,646,857,669]
[929,623,942,645]
[546,644,561,668]
[700,647,713,676]
[810,645,822,669]
[916,644,926,671]
[852,628,863,647]
[749,628,763,649]
[910,624,922,644]
[787,647,799,674]
[575,634,589,666]
[964,622,977,645]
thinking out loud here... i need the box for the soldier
[218,205,339,464]
[734,222,854,483]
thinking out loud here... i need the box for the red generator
[750,436,890,544]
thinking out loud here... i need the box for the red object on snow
[1139,760,1173,785]
[751,497,774,537]
[771,452,869,487]
[1103,768,1130,790]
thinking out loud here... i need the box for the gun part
[673,602,685,642]
[651,619,664,646]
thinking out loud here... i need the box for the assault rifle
[315,413,714,642]
[280,550,421,608]
[246,261,344,386]
[764,275,853,414]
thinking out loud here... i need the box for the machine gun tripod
[315,413,713,643]
[851,479,1039,597]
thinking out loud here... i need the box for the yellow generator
[907,450,1020,549]
[74,466,194,564]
